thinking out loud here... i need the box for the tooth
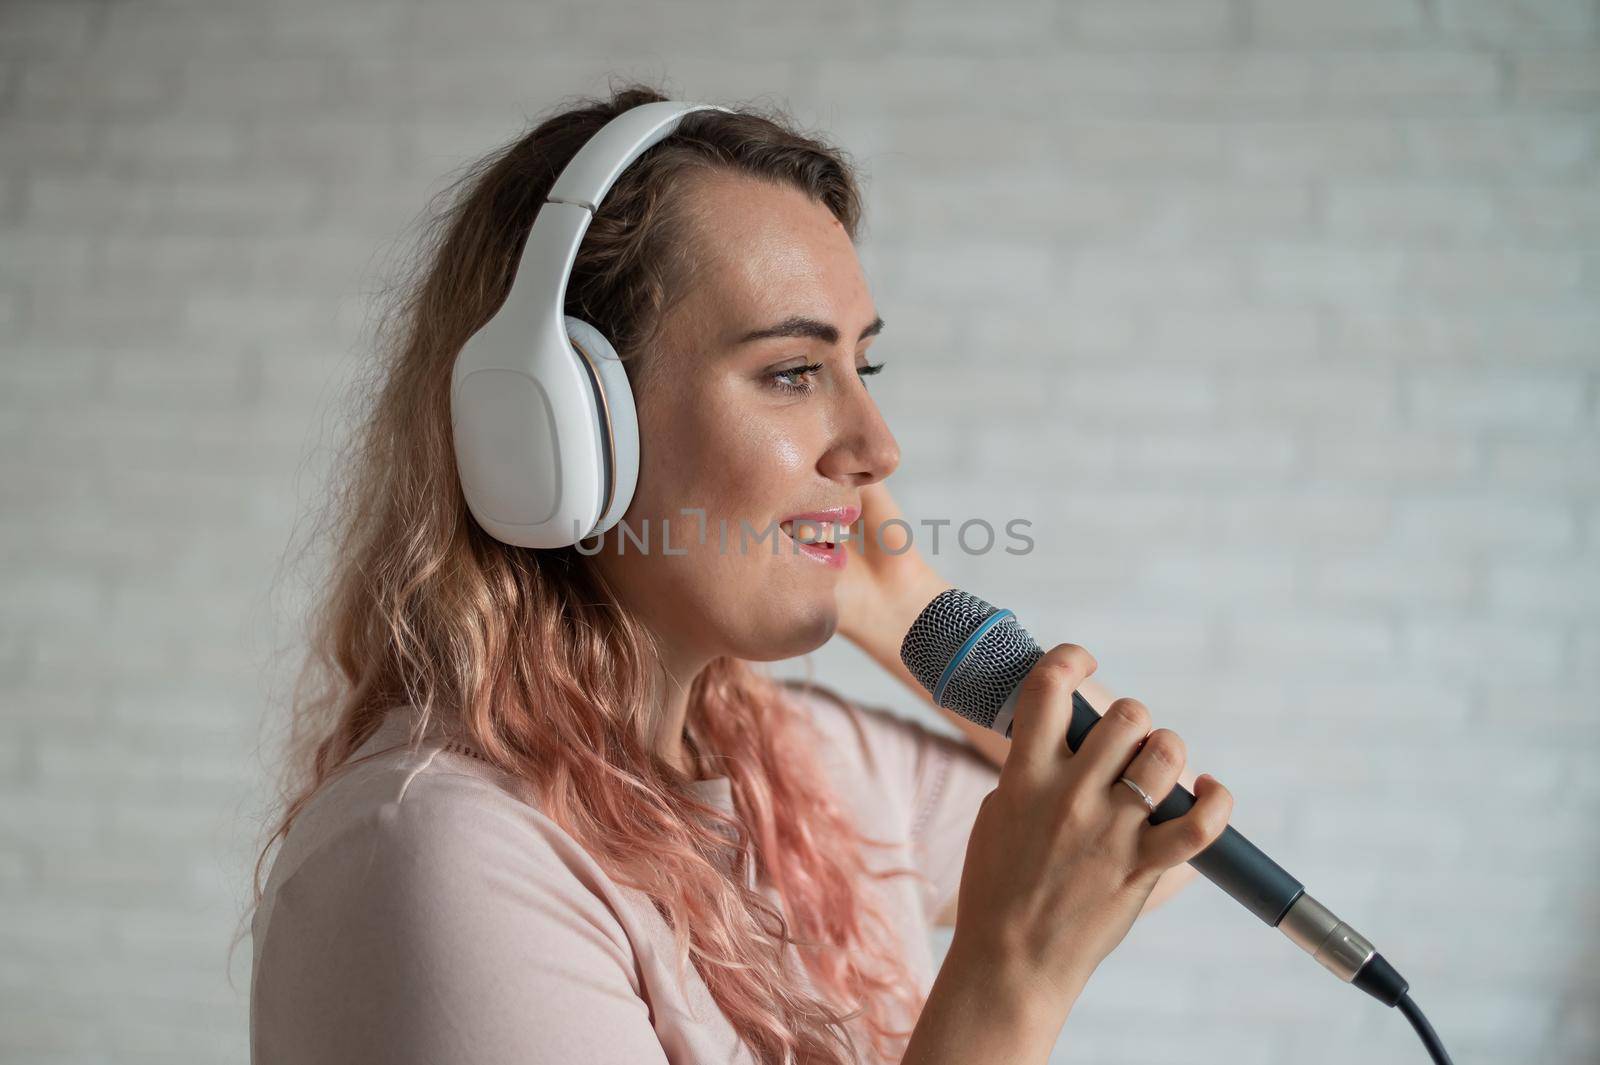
[782,519,843,546]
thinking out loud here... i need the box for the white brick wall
[1,1,1595,1062]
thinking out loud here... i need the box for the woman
[249,84,1233,1065]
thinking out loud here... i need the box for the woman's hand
[834,482,951,654]
[947,643,1233,1008]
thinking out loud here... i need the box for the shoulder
[250,718,667,1063]
[256,720,629,956]
[778,680,975,822]
[780,678,968,771]
[780,679,917,775]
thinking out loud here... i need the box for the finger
[860,481,902,522]
[859,483,910,553]
[1139,774,1233,872]
[1067,696,1152,788]
[1110,728,1186,824]
[1006,644,1097,785]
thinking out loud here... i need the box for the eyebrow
[734,314,885,346]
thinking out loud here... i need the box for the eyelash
[769,361,885,394]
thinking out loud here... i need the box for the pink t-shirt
[249,684,1002,1064]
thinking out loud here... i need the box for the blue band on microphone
[932,608,1014,708]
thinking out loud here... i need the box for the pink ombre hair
[249,82,929,1063]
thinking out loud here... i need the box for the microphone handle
[1001,689,1410,1005]
[1051,689,1304,926]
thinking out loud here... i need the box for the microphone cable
[1349,950,1456,1064]
[1397,992,1454,1065]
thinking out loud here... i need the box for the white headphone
[450,100,732,548]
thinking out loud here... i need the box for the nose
[818,379,900,487]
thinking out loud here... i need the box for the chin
[729,600,839,662]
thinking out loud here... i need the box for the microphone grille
[899,588,1044,730]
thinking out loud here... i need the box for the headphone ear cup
[563,316,639,538]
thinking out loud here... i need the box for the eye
[769,361,824,394]
[766,359,887,395]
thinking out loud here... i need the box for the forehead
[673,172,871,343]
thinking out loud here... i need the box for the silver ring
[1118,775,1157,813]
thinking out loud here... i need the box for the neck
[651,647,710,780]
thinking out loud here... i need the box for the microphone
[899,587,1411,1007]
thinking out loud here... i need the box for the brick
[1131,183,1316,242]
[24,172,321,234]
[885,240,1057,303]
[1118,426,1298,479]
[0,344,103,406]
[250,115,408,177]
[1394,493,1578,554]
[1487,556,1600,617]
[1314,50,1501,106]
[1511,49,1600,102]
[1500,184,1600,241]
[0,790,98,848]
[104,344,255,407]
[1227,118,1407,177]
[958,301,1141,359]
[968,423,1118,480]
[1058,364,1220,422]
[1031,604,1219,673]
[1406,369,1586,430]
[177,56,336,114]
[1063,0,1237,45]
[21,290,186,347]
[873,172,1143,242]
[98,233,259,293]
[1404,249,1589,301]
[1305,553,1477,609]
[1064,249,1243,303]
[854,0,1055,51]
[0,116,99,169]
[1302,427,1479,483]
[1253,246,1405,302]
[1332,309,1600,366]
[1143,305,1321,362]
[98,2,260,57]
[1135,549,1298,605]
[1248,0,1429,42]
[1220,365,1397,422]
[1404,616,1570,681]
[1439,0,1600,39]
[1211,491,1395,546]
[17,57,179,118]
[248,231,380,291]
[102,117,252,171]
[1325,183,1498,241]
[263,0,412,53]
[1051,52,1317,115]
[1405,116,1600,177]
[0,1,96,57]
[1225,612,1397,671]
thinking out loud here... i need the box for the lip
[780,505,862,528]
[777,505,861,571]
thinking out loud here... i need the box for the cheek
[657,399,814,516]
[739,420,807,479]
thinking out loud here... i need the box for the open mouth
[778,518,846,549]
[776,508,858,569]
